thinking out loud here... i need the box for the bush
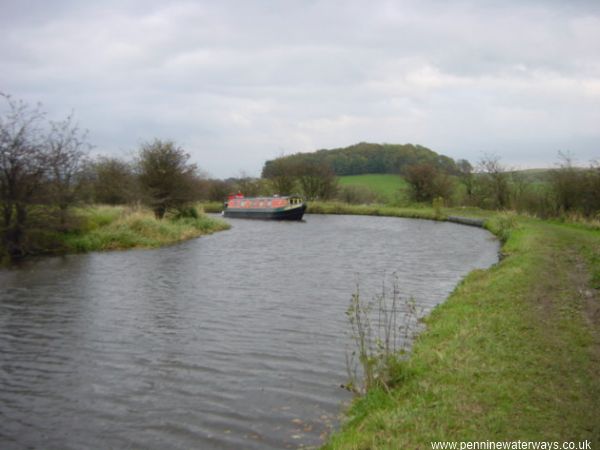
[405,163,454,203]
[172,206,200,219]
[136,139,199,219]
[485,212,518,243]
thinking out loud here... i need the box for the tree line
[3,94,598,260]
[1,94,341,260]
[0,95,212,259]
[263,142,459,177]
[261,143,600,219]
[403,151,600,219]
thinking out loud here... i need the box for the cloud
[1,0,599,177]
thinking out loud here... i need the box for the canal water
[0,214,499,449]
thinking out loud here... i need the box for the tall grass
[345,275,422,395]
[484,211,519,244]
[73,205,126,231]
[63,205,229,252]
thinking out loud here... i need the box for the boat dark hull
[223,204,306,221]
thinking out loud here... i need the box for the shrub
[485,211,518,243]
[172,206,200,219]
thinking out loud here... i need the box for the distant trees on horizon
[2,93,598,261]
[262,142,460,178]
[261,143,600,219]
[0,94,213,259]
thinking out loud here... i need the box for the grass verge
[62,205,230,252]
[307,201,444,221]
[321,205,600,449]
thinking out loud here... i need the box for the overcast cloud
[1,0,599,177]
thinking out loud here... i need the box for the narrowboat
[223,194,307,220]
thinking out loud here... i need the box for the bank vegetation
[0,94,228,263]
[3,94,599,446]
[312,203,600,449]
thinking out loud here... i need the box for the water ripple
[0,214,498,449]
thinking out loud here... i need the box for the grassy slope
[63,205,230,252]
[315,204,600,449]
[307,201,442,220]
[338,174,410,203]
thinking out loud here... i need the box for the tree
[584,160,600,217]
[509,170,532,213]
[0,94,48,258]
[404,163,453,203]
[296,160,338,200]
[88,156,138,205]
[1,94,92,257]
[233,172,270,197]
[550,152,584,214]
[456,159,475,204]
[549,152,600,218]
[46,114,91,226]
[136,139,198,219]
[206,179,231,202]
[261,143,460,178]
[261,157,297,195]
[476,154,510,209]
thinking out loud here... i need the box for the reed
[344,275,422,395]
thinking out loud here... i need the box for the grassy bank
[320,204,600,448]
[307,201,446,221]
[62,205,230,252]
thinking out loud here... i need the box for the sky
[1,0,599,178]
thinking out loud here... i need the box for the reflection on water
[0,214,498,449]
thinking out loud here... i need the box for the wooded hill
[262,142,460,177]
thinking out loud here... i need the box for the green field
[338,174,410,204]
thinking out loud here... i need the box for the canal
[0,214,499,449]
